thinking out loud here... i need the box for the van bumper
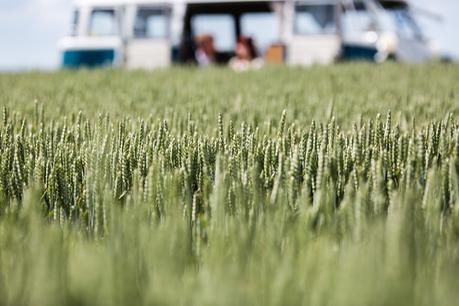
[341,44,378,61]
[62,49,115,68]
[58,36,122,68]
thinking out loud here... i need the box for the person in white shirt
[194,33,216,67]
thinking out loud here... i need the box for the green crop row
[0,64,458,306]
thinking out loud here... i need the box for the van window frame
[240,12,280,52]
[133,6,171,40]
[191,14,237,52]
[88,7,120,37]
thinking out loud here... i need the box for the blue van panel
[62,49,115,68]
[342,44,378,61]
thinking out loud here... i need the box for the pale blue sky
[0,0,458,70]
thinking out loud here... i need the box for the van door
[126,6,171,69]
[288,2,341,65]
[389,9,433,62]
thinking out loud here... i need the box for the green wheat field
[0,63,459,306]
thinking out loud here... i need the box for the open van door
[125,5,172,69]
[380,2,436,62]
[288,1,341,65]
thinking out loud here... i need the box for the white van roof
[73,0,347,6]
[74,0,170,6]
[73,0,408,7]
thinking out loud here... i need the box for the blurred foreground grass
[0,63,459,306]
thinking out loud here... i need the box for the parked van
[58,0,439,68]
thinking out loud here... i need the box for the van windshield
[341,2,424,41]
[384,9,424,40]
[89,9,118,36]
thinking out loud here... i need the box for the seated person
[229,35,263,71]
[194,33,216,67]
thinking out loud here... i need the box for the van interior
[179,1,283,63]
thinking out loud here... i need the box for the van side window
[241,13,279,52]
[191,15,236,51]
[71,9,80,36]
[134,8,169,39]
[294,4,336,35]
[90,9,117,36]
